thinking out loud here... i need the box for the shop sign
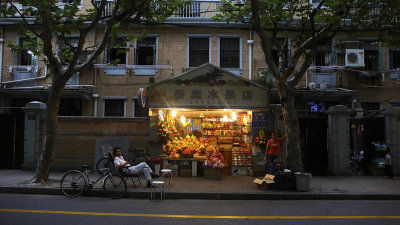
[138,88,147,108]
[252,112,269,131]
[147,65,269,108]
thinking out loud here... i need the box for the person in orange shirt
[264,132,287,173]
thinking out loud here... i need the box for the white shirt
[385,153,392,166]
[114,156,131,167]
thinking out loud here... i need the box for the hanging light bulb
[172,110,177,117]
[223,114,228,122]
[231,112,237,120]
[180,116,185,124]
[159,110,164,121]
[199,112,204,118]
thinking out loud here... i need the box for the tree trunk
[31,79,63,183]
[277,83,303,172]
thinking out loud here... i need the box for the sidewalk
[0,169,399,200]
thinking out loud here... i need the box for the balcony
[97,0,220,18]
[7,65,40,87]
[94,64,172,76]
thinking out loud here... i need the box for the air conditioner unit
[7,3,23,16]
[345,49,365,67]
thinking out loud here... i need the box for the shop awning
[147,64,269,109]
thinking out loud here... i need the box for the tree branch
[250,0,280,79]
[6,0,41,38]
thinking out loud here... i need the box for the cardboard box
[253,174,275,190]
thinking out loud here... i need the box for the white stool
[161,169,172,187]
[150,181,165,201]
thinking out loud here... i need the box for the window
[58,98,82,116]
[135,37,157,65]
[103,99,126,117]
[271,38,289,68]
[360,41,381,72]
[314,51,332,67]
[59,0,83,9]
[361,102,381,113]
[132,99,148,117]
[390,101,400,107]
[389,49,400,70]
[66,73,80,85]
[364,50,379,71]
[106,37,128,65]
[188,37,210,67]
[219,37,240,68]
[18,37,36,66]
[61,37,79,64]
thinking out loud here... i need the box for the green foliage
[4,0,187,69]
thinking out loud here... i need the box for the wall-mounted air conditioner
[7,3,23,16]
[345,49,365,67]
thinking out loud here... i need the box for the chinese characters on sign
[252,112,268,131]
[173,89,253,101]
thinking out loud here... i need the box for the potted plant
[151,156,164,175]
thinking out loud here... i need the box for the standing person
[264,132,287,173]
[113,147,159,188]
[385,149,394,178]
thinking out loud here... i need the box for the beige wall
[2,26,399,116]
[40,118,150,168]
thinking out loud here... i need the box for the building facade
[0,0,399,175]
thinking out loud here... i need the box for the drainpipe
[93,94,99,117]
[247,30,253,80]
[0,27,4,86]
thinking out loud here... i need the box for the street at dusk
[1,194,400,225]
[1,2,399,225]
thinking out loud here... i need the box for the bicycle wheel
[103,173,127,199]
[60,170,86,198]
[96,157,111,175]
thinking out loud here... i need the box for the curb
[1,187,400,200]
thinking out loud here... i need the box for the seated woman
[113,147,159,188]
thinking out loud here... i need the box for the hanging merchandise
[357,124,362,136]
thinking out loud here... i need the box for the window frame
[59,0,83,9]
[187,34,212,68]
[16,36,38,66]
[360,100,382,115]
[133,35,159,75]
[104,36,129,75]
[131,97,148,117]
[358,38,382,72]
[218,35,242,75]
[102,97,127,117]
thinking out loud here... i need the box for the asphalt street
[0,193,399,225]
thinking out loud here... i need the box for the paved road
[0,194,399,225]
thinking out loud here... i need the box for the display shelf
[204,135,237,137]
[231,145,251,167]
[203,128,237,130]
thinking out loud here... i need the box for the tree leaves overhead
[3,0,188,70]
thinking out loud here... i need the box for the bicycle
[96,146,154,173]
[60,165,127,199]
[95,144,113,175]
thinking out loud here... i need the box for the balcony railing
[173,1,220,18]
[96,0,220,18]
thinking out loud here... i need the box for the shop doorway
[361,117,385,175]
[299,117,328,175]
[0,113,25,169]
